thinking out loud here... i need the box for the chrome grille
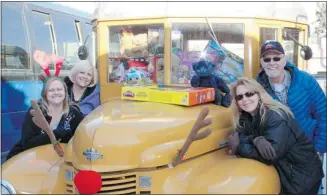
[65,162,75,194]
[65,162,138,194]
[98,172,137,194]
[66,184,74,194]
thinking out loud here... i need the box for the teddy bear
[191,59,232,107]
[120,29,149,58]
[120,28,134,56]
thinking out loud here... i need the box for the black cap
[261,40,285,57]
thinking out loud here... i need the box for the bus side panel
[1,81,43,163]
[1,2,92,163]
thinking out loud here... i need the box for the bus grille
[97,172,137,194]
[65,163,137,194]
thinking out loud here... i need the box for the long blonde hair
[40,77,70,115]
[231,77,294,128]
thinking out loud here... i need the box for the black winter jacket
[7,104,84,160]
[235,109,324,195]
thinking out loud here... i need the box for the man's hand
[228,132,239,155]
[253,136,276,160]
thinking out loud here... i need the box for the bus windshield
[106,22,244,85]
[171,23,244,84]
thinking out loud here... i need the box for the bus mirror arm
[78,33,92,60]
[283,31,313,61]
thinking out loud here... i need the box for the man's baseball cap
[260,40,285,57]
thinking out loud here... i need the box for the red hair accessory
[33,50,64,82]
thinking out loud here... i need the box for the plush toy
[120,28,134,56]
[122,68,151,86]
[156,57,165,84]
[191,60,232,107]
[123,33,149,58]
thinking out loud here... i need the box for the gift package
[121,85,215,106]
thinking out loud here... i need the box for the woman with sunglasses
[227,77,323,195]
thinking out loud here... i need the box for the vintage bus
[1,2,94,163]
[1,2,313,194]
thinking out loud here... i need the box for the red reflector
[74,170,102,194]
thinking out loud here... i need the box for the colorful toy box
[121,85,215,106]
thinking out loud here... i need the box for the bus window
[81,22,94,66]
[30,11,55,57]
[1,5,29,70]
[283,28,300,65]
[107,24,164,84]
[260,28,278,47]
[171,23,244,84]
[75,21,82,43]
[52,16,80,70]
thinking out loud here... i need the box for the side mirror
[300,46,313,61]
[78,45,89,60]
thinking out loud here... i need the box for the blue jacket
[64,77,100,117]
[257,61,326,153]
[78,85,100,116]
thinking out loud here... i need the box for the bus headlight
[1,180,16,194]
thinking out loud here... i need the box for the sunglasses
[235,92,257,101]
[262,56,283,63]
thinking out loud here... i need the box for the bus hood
[71,99,234,172]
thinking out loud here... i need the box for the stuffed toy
[120,28,134,56]
[156,57,165,84]
[123,33,149,58]
[191,59,232,107]
[121,68,151,86]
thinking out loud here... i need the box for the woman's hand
[228,132,239,155]
[253,136,276,160]
[30,100,63,157]
[30,100,52,135]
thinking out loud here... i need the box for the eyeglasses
[262,56,283,63]
[235,92,257,101]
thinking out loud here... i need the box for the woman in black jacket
[228,77,324,195]
[7,77,84,160]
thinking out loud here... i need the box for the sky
[56,2,319,23]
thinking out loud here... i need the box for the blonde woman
[7,77,84,160]
[227,77,323,195]
[64,60,100,116]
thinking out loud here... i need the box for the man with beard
[256,40,326,193]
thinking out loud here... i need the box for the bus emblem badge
[83,148,104,161]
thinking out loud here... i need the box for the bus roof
[94,2,308,23]
[28,2,92,19]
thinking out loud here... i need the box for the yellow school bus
[1,2,313,194]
